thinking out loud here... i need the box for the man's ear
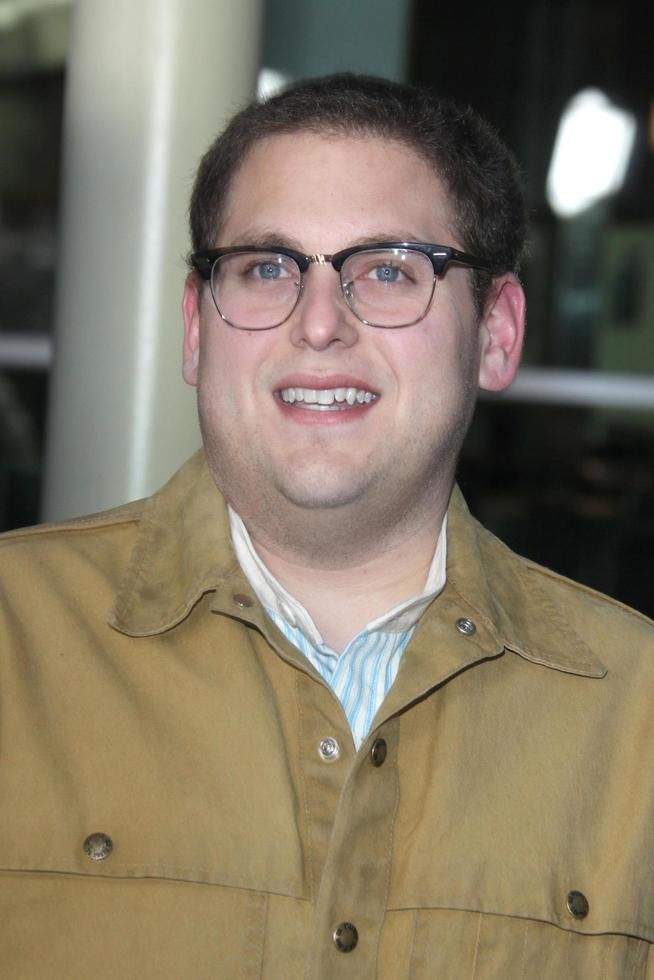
[182,272,202,387]
[477,274,525,393]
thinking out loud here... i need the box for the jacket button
[318,737,340,762]
[456,617,476,636]
[83,832,113,861]
[333,921,358,952]
[567,890,589,919]
[371,738,387,767]
[232,593,253,608]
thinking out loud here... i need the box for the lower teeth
[293,403,344,411]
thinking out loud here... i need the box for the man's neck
[247,506,447,653]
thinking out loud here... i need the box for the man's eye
[254,261,283,280]
[363,263,406,284]
[236,255,296,282]
[372,265,402,282]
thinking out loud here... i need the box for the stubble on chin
[196,365,480,562]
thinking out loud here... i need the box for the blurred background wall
[1,0,652,616]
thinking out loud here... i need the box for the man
[1,74,653,979]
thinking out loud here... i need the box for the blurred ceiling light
[257,68,292,101]
[546,88,636,219]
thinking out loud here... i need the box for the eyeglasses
[191,241,491,330]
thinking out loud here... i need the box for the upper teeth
[280,387,376,406]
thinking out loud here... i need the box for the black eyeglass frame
[191,241,492,329]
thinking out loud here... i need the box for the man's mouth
[278,386,378,411]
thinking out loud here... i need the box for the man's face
[183,132,522,539]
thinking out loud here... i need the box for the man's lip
[273,374,379,395]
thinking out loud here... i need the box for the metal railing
[0,333,53,370]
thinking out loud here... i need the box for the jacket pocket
[407,908,649,980]
[0,870,269,980]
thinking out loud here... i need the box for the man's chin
[274,481,371,512]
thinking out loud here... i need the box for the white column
[43,0,262,520]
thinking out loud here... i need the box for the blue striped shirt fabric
[229,508,447,749]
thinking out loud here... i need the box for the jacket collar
[108,451,606,679]
[108,452,248,636]
[441,486,606,678]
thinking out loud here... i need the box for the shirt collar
[228,505,447,646]
[108,451,606,679]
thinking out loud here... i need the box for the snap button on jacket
[1,451,654,979]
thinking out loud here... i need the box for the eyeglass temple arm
[191,255,213,279]
[442,247,492,272]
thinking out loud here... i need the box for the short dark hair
[189,73,527,313]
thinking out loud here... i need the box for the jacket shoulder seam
[521,552,654,628]
[475,519,654,630]
[0,504,143,544]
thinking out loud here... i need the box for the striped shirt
[229,509,447,749]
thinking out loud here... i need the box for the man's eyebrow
[219,231,433,252]
[221,231,306,251]
[346,232,431,248]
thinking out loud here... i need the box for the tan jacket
[2,451,654,979]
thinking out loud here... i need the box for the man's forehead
[215,130,454,247]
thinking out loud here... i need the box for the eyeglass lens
[342,249,435,327]
[209,248,436,329]
[212,252,301,329]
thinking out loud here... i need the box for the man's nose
[287,268,359,350]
